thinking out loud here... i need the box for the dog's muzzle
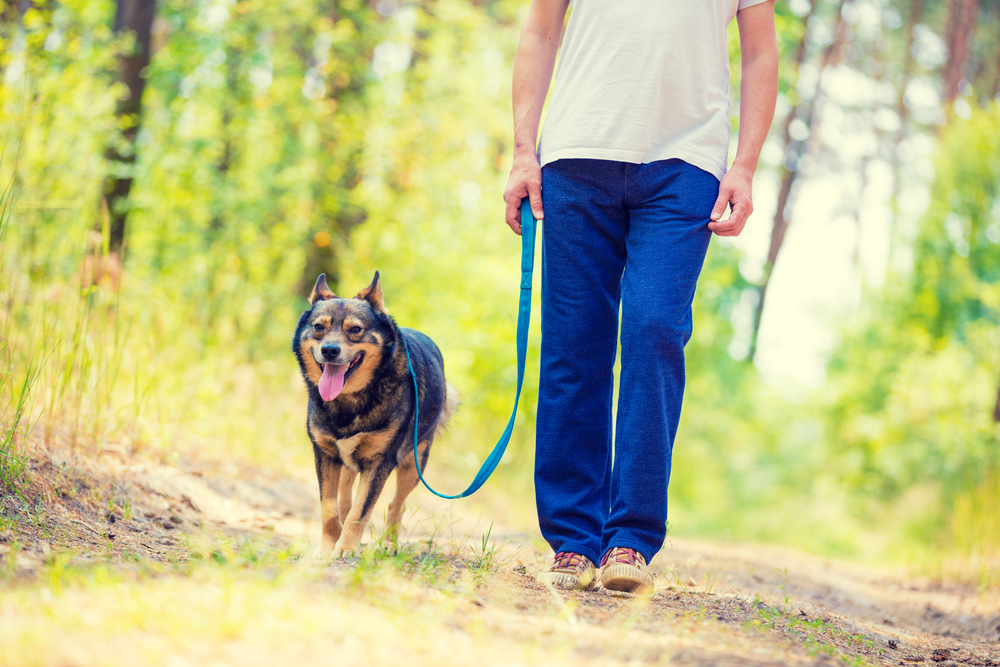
[314,350,365,402]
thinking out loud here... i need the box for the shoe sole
[600,564,654,594]
[537,571,596,591]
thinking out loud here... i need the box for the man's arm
[502,0,569,235]
[709,1,779,237]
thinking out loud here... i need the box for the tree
[102,0,158,256]
[992,1,1000,98]
[749,0,850,360]
[942,0,980,102]
[299,0,381,294]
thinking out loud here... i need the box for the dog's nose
[321,344,341,360]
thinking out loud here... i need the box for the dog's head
[295,271,394,402]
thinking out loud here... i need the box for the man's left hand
[708,165,754,237]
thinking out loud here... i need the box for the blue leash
[404,199,536,499]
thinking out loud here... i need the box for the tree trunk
[210,41,242,236]
[993,369,1000,421]
[297,0,379,295]
[888,0,924,249]
[102,0,158,255]
[748,0,850,360]
[943,0,980,103]
[0,4,19,84]
[897,0,923,128]
[991,1,1000,99]
[0,1,39,86]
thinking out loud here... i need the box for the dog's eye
[348,326,363,335]
[313,323,325,333]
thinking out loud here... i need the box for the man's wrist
[513,142,538,159]
[728,159,757,177]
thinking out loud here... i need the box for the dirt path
[2,443,998,667]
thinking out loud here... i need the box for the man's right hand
[503,151,544,236]
[504,0,566,234]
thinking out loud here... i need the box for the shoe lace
[600,547,646,568]
[552,551,590,572]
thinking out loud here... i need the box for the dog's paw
[330,547,356,560]
[312,539,341,561]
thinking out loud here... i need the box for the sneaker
[536,551,597,591]
[599,547,654,594]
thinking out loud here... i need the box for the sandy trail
[2,444,998,666]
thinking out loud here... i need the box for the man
[502,0,779,593]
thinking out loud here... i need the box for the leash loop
[406,199,536,499]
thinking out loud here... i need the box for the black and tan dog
[293,271,457,558]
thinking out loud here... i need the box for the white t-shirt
[538,0,772,181]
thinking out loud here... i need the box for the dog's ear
[310,274,336,305]
[356,271,387,314]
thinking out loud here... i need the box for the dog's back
[399,327,449,457]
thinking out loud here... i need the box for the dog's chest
[311,425,396,472]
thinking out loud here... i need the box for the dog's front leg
[313,447,344,559]
[332,461,393,558]
[386,441,430,543]
[338,466,357,525]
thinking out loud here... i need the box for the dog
[293,271,457,558]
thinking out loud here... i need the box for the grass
[0,437,985,667]
[747,598,878,667]
[0,534,576,667]
[945,467,1000,589]
[701,530,730,595]
[0,163,36,493]
[2,533,899,667]
[468,521,514,577]
[1,551,465,666]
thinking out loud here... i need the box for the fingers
[503,153,543,234]
[527,183,543,221]
[730,196,752,228]
[504,194,523,236]
[708,195,753,237]
[710,187,731,222]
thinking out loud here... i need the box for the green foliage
[0,0,997,575]
[823,106,1000,562]
[669,107,1000,567]
[913,109,1000,338]
[0,0,530,480]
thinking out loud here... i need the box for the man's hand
[710,1,778,238]
[504,0,567,235]
[503,151,544,236]
[708,165,753,237]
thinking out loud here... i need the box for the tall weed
[947,467,1000,586]
[0,164,36,490]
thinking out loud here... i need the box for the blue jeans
[535,158,717,565]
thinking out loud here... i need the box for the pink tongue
[318,364,347,401]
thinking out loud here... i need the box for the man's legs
[535,157,717,567]
[601,159,717,563]
[535,159,628,565]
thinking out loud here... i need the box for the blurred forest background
[1,0,998,581]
